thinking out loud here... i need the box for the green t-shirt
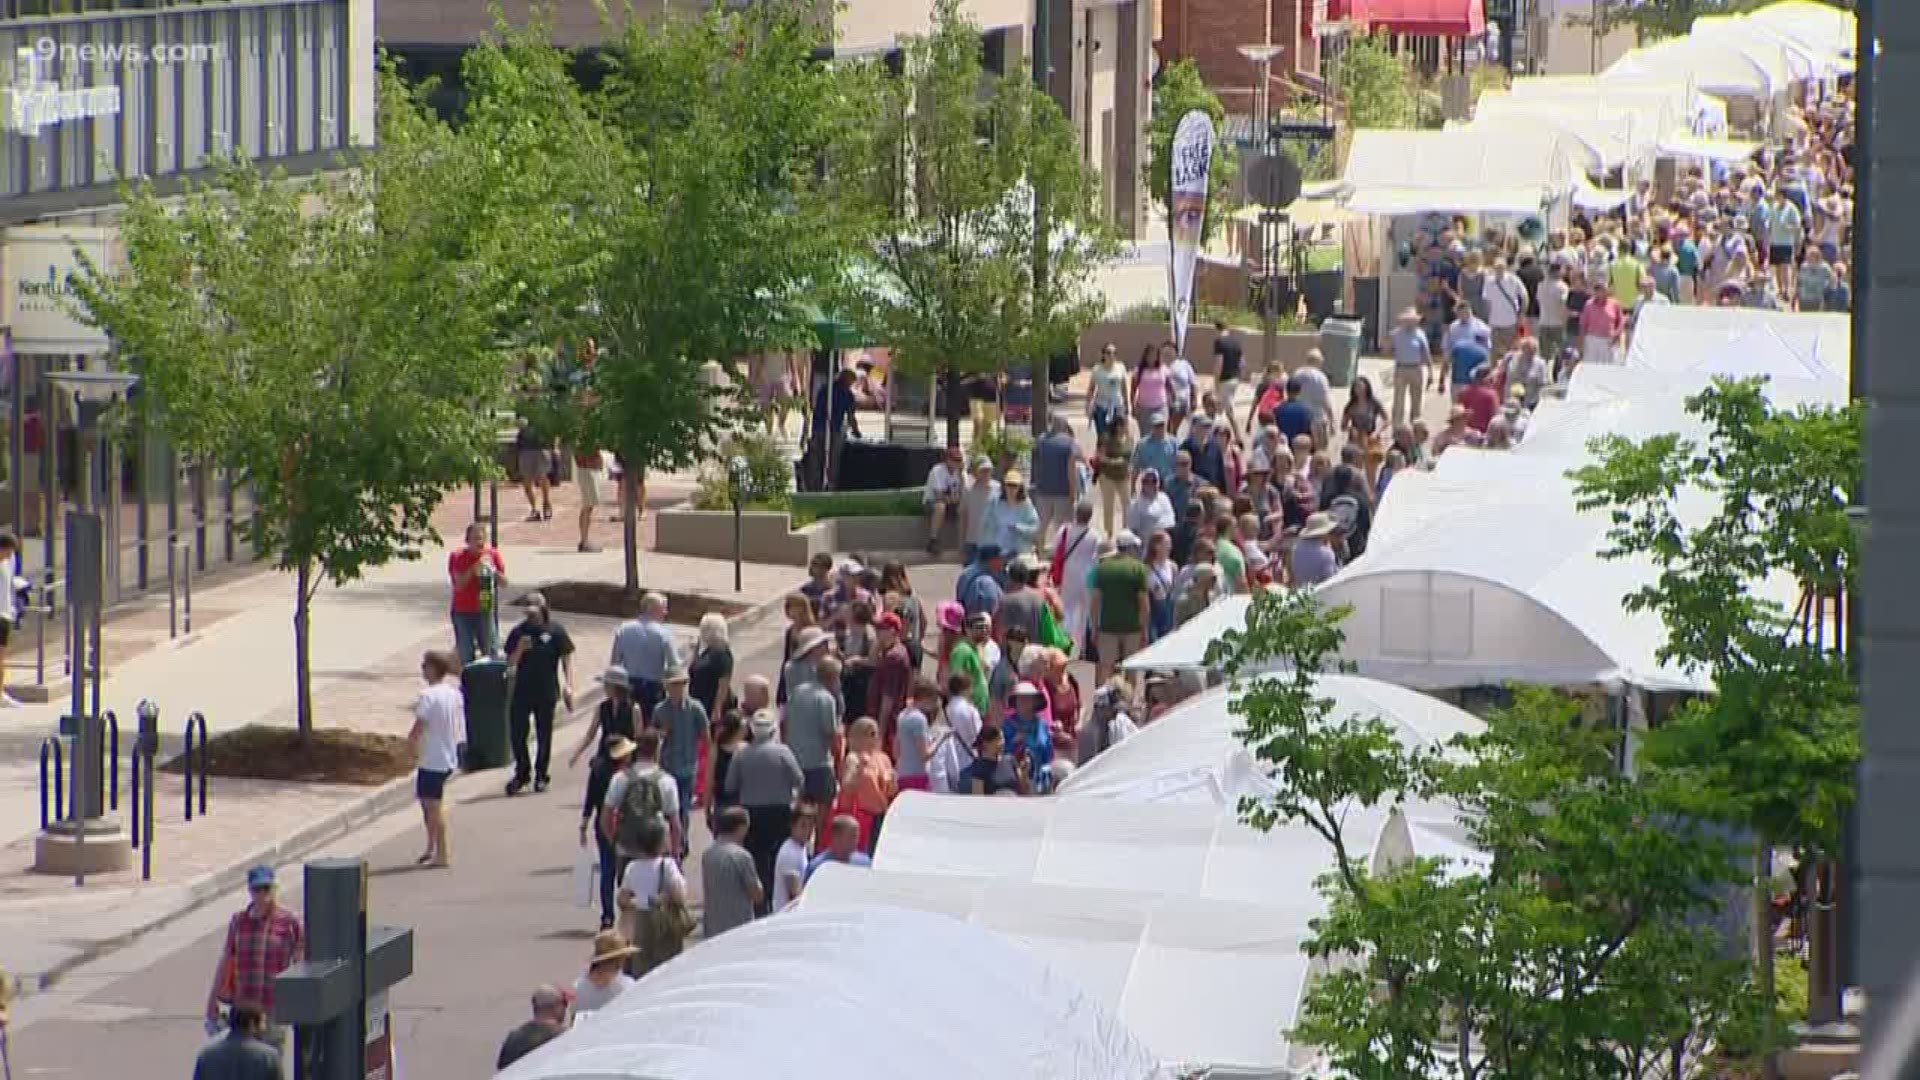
[950,640,991,715]
[1216,539,1246,593]
[1091,557,1150,635]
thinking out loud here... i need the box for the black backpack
[614,766,668,855]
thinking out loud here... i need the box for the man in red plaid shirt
[205,865,304,1044]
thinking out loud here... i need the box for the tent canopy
[1656,134,1763,162]
[1342,128,1571,215]
[800,866,1314,1079]
[498,907,1166,1080]
[1747,0,1856,62]
[1470,95,1674,172]
[1624,304,1851,384]
[1607,36,1787,98]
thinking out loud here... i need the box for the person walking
[701,806,763,940]
[496,986,569,1070]
[504,592,575,796]
[408,650,464,867]
[204,867,304,1049]
[571,931,637,1015]
[447,522,505,663]
[725,710,804,912]
[571,442,606,553]
[1389,309,1430,429]
[1211,320,1245,437]
[514,418,555,522]
[609,592,679,723]
[1049,501,1100,654]
[194,1002,285,1080]
[580,733,636,930]
[653,666,708,857]
[1089,532,1150,688]
[1031,416,1079,544]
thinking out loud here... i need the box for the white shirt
[1482,272,1528,329]
[1167,358,1197,410]
[945,695,982,746]
[923,462,963,505]
[618,855,685,909]
[1293,365,1333,423]
[412,681,465,773]
[570,972,635,1015]
[1537,278,1570,328]
[772,838,810,910]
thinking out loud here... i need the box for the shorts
[801,765,838,807]
[577,467,602,508]
[898,774,931,792]
[1096,630,1144,667]
[517,449,552,483]
[415,768,451,801]
[0,616,13,648]
[1769,244,1796,267]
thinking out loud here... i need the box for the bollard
[130,735,141,850]
[104,710,119,812]
[134,700,159,879]
[167,542,178,639]
[38,736,65,829]
[184,711,209,821]
[178,542,193,636]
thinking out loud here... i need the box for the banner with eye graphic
[1168,110,1216,358]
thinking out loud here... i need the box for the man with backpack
[599,731,681,878]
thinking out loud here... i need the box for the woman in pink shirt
[1132,345,1171,419]
[1576,281,1626,372]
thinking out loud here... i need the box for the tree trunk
[621,469,641,599]
[944,365,963,449]
[294,560,314,740]
[1753,840,1779,1079]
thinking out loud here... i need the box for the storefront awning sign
[3,48,121,138]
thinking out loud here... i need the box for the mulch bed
[533,581,749,625]
[160,724,414,786]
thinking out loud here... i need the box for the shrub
[692,429,793,512]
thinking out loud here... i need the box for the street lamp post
[33,368,139,880]
[1240,44,1287,375]
[728,455,749,594]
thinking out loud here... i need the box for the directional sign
[1272,120,1337,143]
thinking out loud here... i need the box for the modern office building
[382,0,1152,237]
[0,0,377,610]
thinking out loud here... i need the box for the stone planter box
[654,507,958,568]
[1077,321,1323,379]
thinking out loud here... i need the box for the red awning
[1346,0,1486,37]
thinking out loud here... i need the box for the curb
[13,587,794,998]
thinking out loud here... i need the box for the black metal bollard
[38,736,65,828]
[184,711,209,821]
[130,737,141,850]
[105,710,119,812]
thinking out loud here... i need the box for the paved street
[6,563,961,1080]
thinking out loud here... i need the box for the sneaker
[505,778,526,797]
[534,777,550,793]
[578,543,603,553]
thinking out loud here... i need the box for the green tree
[1211,587,1766,1080]
[1570,378,1862,1031]
[836,0,1112,448]
[1336,34,1416,131]
[1593,0,1849,41]
[71,78,518,733]
[585,1,859,591]
[1147,58,1238,246]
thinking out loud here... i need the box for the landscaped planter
[654,505,959,567]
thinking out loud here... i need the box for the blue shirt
[1031,432,1077,498]
[987,497,1040,556]
[1275,400,1315,443]
[1163,471,1195,518]
[1130,434,1178,483]
[963,571,1005,619]
[610,617,679,683]
[804,850,872,883]
[1391,327,1430,367]
[1449,341,1491,388]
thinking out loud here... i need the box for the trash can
[1319,317,1365,389]
[460,658,511,771]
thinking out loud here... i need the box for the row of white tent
[501,674,1493,1080]
[1340,0,1853,221]
[1128,305,1850,694]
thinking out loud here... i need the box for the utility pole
[1030,0,1053,442]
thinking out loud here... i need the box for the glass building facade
[0,0,373,607]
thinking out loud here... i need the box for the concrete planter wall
[1077,321,1324,378]
[654,507,957,567]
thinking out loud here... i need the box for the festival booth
[1622,304,1852,383]
[800,865,1317,1080]
[1342,127,1575,349]
[1605,35,1792,135]
[1466,95,1675,181]
[1746,0,1857,68]
[496,907,1170,1080]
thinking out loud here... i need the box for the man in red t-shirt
[1456,367,1501,433]
[449,522,506,662]
[866,613,914,748]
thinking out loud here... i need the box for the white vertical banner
[1168,110,1215,357]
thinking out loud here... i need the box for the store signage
[5,226,118,354]
[2,48,121,138]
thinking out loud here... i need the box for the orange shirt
[842,750,898,815]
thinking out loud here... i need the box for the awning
[1345,184,1546,216]
[1656,134,1762,162]
[1355,0,1485,37]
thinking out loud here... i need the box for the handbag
[629,858,696,975]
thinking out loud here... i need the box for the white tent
[1061,674,1484,804]
[800,866,1316,1079]
[1507,75,1730,136]
[875,790,1417,915]
[1122,593,1255,673]
[1607,36,1789,99]
[1341,128,1573,215]
[1691,15,1837,81]
[1470,95,1672,174]
[1746,0,1856,63]
[1655,133,1763,162]
[497,907,1168,1080]
[1624,304,1852,384]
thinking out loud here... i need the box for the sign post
[273,859,413,1080]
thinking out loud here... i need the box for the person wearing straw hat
[580,733,636,930]
[654,664,708,858]
[570,930,638,1015]
[1292,512,1342,588]
[1389,306,1431,429]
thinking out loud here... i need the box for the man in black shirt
[497,985,570,1069]
[1516,253,1545,321]
[193,1003,284,1080]
[505,592,576,795]
[1211,320,1245,438]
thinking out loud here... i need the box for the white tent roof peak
[1342,127,1572,215]
[498,906,1167,1080]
